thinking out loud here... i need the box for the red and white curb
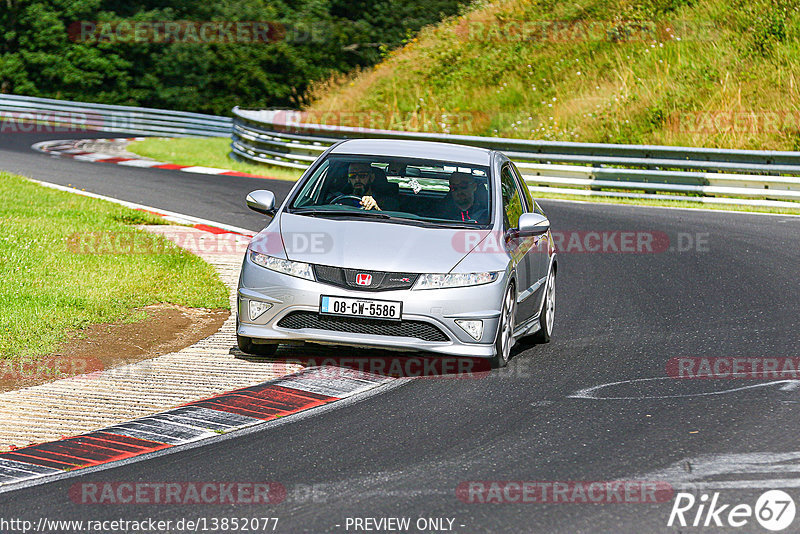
[32,138,274,180]
[0,180,406,492]
[0,367,395,490]
[0,179,403,491]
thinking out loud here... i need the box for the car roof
[329,138,493,166]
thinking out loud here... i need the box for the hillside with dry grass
[306,0,800,150]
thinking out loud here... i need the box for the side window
[501,165,524,230]
[292,160,330,207]
[511,162,535,213]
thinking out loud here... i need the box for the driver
[346,163,399,211]
[438,172,489,223]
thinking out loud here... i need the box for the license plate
[320,295,402,321]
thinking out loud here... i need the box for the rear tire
[490,285,516,368]
[532,268,556,344]
[237,334,279,357]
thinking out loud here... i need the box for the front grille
[276,312,449,342]
[313,265,418,291]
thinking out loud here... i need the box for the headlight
[251,252,314,281]
[413,272,500,290]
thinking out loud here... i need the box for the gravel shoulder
[0,225,304,452]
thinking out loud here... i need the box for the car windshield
[288,155,492,227]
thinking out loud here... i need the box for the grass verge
[0,172,230,361]
[128,137,304,181]
[307,0,800,151]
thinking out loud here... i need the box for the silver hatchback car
[237,139,557,367]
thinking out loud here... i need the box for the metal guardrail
[231,108,800,206]
[0,93,231,137]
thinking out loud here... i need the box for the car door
[500,164,533,324]
[511,162,549,316]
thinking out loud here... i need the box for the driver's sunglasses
[348,172,371,179]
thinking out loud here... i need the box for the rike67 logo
[668,490,796,531]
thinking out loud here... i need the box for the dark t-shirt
[437,193,489,224]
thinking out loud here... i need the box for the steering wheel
[330,194,364,208]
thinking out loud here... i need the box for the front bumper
[236,255,506,358]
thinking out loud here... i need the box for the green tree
[0,0,470,114]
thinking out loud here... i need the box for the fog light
[249,300,272,321]
[455,319,483,341]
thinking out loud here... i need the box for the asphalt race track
[2,130,800,533]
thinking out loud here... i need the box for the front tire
[236,314,279,356]
[491,285,516,368]
[237,334,279,356]
[532,268,556,343]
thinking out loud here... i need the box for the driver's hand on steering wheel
[360,195,381,211]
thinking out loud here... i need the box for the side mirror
[246,190,276,216]
[518,212,550,237]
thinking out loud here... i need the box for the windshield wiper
[410,220,487,229]
[291,209,486,228]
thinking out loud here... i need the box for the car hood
[276,213,490,273]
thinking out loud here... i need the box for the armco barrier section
[0,94,231,137]
[230,108,800,205]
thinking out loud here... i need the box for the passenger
[438,172,489,223]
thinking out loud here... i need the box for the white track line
[28,178,256,235]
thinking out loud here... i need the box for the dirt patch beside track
[0,305,228,393]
